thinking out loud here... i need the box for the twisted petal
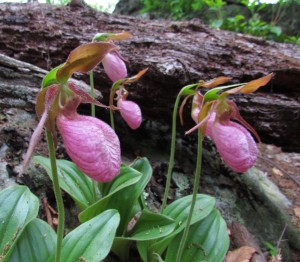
[22,85,59,173]
[206,113,258,173]
[117,99,142,130]
[102,52,127,82]
[57,114,121,182]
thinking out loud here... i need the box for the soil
[256,144,300,232]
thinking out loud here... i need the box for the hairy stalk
[161,83,199,212]
[176,129,203,262]
[109,107,115,130]
[89,71,96,117]
[89,70,99,200]
[109,85,116,130]
[46,129,65,262]
[161,93,181,212]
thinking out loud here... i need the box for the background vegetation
[140,0,300,44]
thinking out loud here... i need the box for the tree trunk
[0,3,299,151]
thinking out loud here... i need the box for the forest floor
[256,144,300,232]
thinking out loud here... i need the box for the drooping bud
[117,99,142,130]
[57,113,121,182]
[102,52,127,82]
[205,113,258,173]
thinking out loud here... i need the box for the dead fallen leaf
[294,207,300,219]
[225,246,256,262]
[272,167,284,177]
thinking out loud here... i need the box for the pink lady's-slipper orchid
[57,96,121,182]
[109,69,147,130]
[22,42,122,182]
[116,89,142,129]
[184,74,273,173]
[102,52,127,82]
[93,32,132,82]
[205,112,258,172]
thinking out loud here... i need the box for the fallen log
[1,3,299,151]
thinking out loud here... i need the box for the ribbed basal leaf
[48,210,120,262]
[129,157,152,181]
[137,194,215,260]
[0,186,39,260]
[126,210,176,241]
[56,42,115,83]
[163,194,215,235]
[165,209,229,262]
[79,165,142,222]
[34,156,95,210]
[80,158,152,236]
[7,218,56,262]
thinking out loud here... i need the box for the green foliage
[265,241,278,257]
[0,186,120,262]
[7,219,56,262]
[34,156,97,210]
[0,186,39,261]
[48,210,120,262]
[141,0,300,45]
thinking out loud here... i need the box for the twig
[276,223,287,253]
[258,155,300,187]
[42,197,53,229]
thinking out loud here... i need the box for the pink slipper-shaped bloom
[102,52,127,82]
[205,113,258,173]
[117,99,142,130]
[57,113,121,182]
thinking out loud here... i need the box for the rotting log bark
[0,54,102,112]
[0,3,299,151]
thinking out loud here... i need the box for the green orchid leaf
[56,42,115,83]
[129,157,152,180]
[7,218,56,262]
[165,209,229,262]
[99,164,141,197]
[153,253,165,262]
[111,237,132,262]
[48,209,120,262]
[137,194,215,260]
[126,210,176,241]
[163,194,215,235]
[0,186,39,260]
[111,210,174,261]
[42,64,64,88]
[80,158,152,236]
[79,165,142,223]
[34,156,95,210]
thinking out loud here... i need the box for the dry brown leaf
[294,207,300,219]
[225,246,256,262]
[272,167,284,177]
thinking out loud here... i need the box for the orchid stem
[109,85,115,130]
[110,107,115,130]
[89,70,99,200]
[176,129,203,262]
[46,129,64,262]
[89,71,96,117]
[161,93,181,212]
